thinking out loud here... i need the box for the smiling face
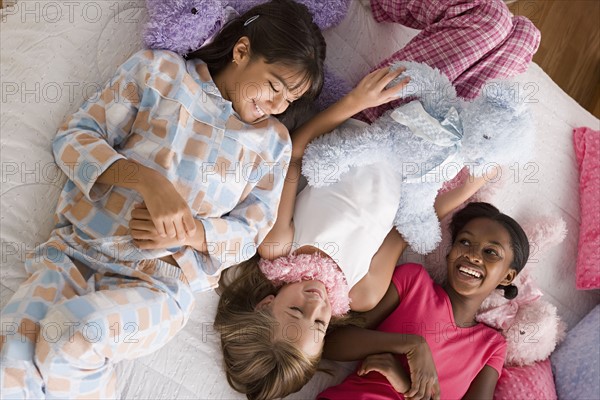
[218,37,310,125]
[255,280,332,357]
[447,218,517,299]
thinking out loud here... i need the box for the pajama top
[319,263,507,400]
[51,49,291,292]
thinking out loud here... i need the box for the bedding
[1,0,599,398]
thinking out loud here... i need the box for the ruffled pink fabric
[258,254,351,316]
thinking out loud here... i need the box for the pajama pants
[356,0,541,123]
[0,227,195,399]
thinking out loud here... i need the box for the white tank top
[292,154,403,288]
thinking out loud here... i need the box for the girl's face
[256,280,332,357]
[447,218,517,298]
[224,37,309,124]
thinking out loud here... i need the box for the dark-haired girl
[319,202,530,400]
[0,0,327,398]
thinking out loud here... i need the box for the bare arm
[258,96,369,260]
[324,282,414,360]
[434,168,498,221]
[462,365,499,400]
[258,68,409,260]
[349,172,492,311]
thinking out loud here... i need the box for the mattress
[1,0,598,398]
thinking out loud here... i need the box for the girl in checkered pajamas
[0,0,329,398]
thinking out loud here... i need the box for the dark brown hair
[186,0,326,129]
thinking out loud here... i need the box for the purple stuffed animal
[144,0,226,55]
[143,0,354,109]
[227,0,351,31]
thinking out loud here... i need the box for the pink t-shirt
[319,263,507,400]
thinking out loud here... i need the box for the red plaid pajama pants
[356,0,541,123]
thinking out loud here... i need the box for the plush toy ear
[386,61,457,121]
[143,0,226,55]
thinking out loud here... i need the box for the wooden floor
[508,0,600,118]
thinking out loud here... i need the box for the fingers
[130,207,152,221]
[129,219,155,232]
[383,76,411,99]
[130,229,156,241]
[406,375,438,400]
[173,219,187,242]
[432,381,441,400]
[133,210,193,241]
[357,355,379,376]
[381,66,406,86]
[183,212,197,236]
[406,374,424,399]
[163,220,176,239]
[132,239,157,250]
[423,380,434,400]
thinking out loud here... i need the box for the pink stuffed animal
[475,216,568,366]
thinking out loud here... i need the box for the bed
[1,1,598,398]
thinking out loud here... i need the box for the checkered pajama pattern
[357,0,541,123]
[1,236,194,399]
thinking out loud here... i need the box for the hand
[346,66,410,112]
[404,341,440,400]
[129,203,196,250]
[357,353,410,394]
[137,179,196,241]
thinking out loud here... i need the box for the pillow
[551,304,600,399]
[573,127,600,289]
[494,358,557,400]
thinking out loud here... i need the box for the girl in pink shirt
[319,202,529,400]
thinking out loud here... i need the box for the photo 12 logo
[1,1,144,24]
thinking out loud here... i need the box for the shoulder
[131,49,184,64]
[122,49,186,74]
[392,263,430,284]
[478,324,508,348]
[392,263,433,296]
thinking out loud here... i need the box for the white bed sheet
[1,1,598,398]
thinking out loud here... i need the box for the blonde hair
[214,255,320,399]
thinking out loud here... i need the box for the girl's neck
[212,67,232,102]
[442,284,482,328]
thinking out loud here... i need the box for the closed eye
[269,81,280,93]
[270,81,294,104]
[290,306,303,314]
